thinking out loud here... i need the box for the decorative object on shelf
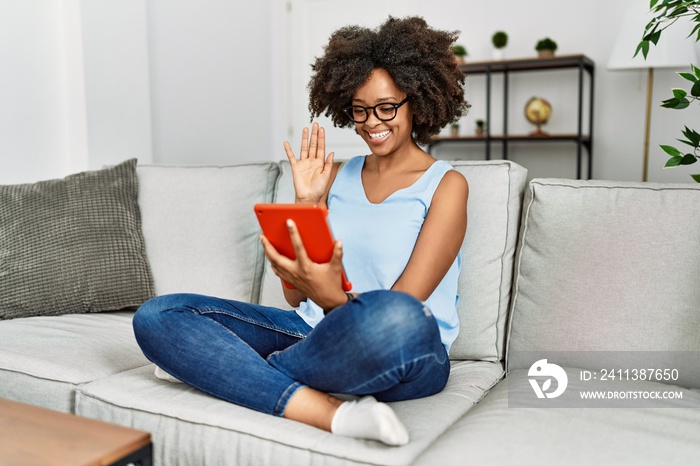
[450,123,460,137]
[525,97,552,136]
[491,31,508,60]
[624,0,700,183]
[452,44,467,63]
[535,37,558,57]
[475,119,485,137]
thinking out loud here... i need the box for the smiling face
[352,68,415,158]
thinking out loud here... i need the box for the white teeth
[369,130,390,139]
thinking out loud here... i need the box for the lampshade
[607,3,698,70]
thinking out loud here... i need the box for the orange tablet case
[254,203,352,292]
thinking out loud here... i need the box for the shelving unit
[428,54,595,179]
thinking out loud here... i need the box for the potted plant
[535,37,558,57]
[635,0,700,182]
[450,123,460,137]
[475,119,485,137]
[491,31,508,60]
[452,44,467,63]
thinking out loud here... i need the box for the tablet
[254,203,352,291]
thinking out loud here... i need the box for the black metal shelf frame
[429,54,595,179]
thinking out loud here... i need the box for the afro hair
[307,16,469,145]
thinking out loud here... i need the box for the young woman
[133,16,468,446]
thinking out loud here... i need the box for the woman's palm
[284,123,335,203]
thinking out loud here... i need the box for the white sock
[330,396,409,446]
[154,365,183,383]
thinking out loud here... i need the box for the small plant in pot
[452,44,467,63]
[450,123,460,137]
[491,31,508,60]
[475,119,485,137]
[535,37,558,57]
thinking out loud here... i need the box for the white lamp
[608,4,698,181]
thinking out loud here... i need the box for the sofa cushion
[413,371,700,466]
[75,361,503,466]
[449,161,527,361]
[0,159,154,319]
[137,163,279,302]
[0,312,149,413]
[259,160,528,362]
[506,179,700,386]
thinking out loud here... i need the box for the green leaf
[690,22,700,41]
[692,65,700,78]
[650,0,659,8]
[680,153,698,165]
[661,97,690,109]
[678,137,696,147]
[692,80,700,97]
[660,144,683,156]
[682,126,700,146]
[643,23,660,41]
[690,174,700,183]
[665,156,682,168]
[672,88,688,99]
[649,30,662,45]
[678,72,699,82]
[635,40,650,59]
[669,6,689,16]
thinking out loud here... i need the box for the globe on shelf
[524,97,552,137]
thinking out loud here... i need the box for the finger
[316,124,327,161]
[283,141,297,165]
[309,123,319,159]
[325,151,335,173]
[286,219,310,263]
[299,127,309,159]
[260,234,295,269]
[331,239,343,265]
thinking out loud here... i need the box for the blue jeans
[132,290,450,417]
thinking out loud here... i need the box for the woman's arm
[271,123,345,307]
[391,170,469,301]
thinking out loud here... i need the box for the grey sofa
[1,160,699,466]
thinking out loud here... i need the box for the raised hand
[283,123,335,204]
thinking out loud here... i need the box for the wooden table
[0,398,152,466]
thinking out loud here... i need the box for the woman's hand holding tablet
[255,203,352,292]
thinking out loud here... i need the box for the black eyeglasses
[342,97,410,123]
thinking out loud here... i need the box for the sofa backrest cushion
[450,161,527,361]
[258,160,528,362]
[137,164,279,302]
[506,179,700,386]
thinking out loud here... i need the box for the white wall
[146,0,272,166]
[0,1,69,184]
[0,0,272,184]
[80,0,153,172]
[1,0,699,184]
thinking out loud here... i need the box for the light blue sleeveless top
[296,155,461,352]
